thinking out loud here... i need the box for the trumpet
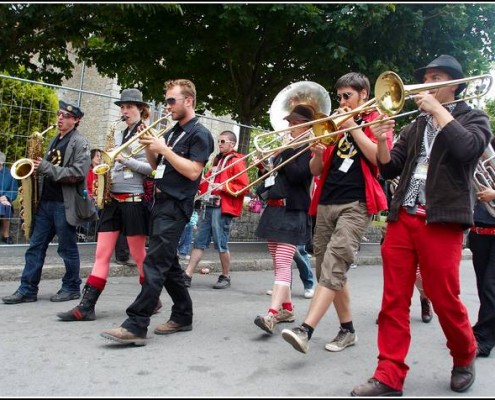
[94,112,172,175]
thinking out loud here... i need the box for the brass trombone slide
[196,128,314,200]
[94,112,172,175]
[225,142,313,197]
[254,98,377,155]
[257,71,493,155]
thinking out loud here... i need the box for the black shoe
[351,378,403,397]
[2,290,37,304]
[2,236,13,244]
[476,346,491,358]
[213,274,231,289]
[421,298,433,323]
[450,362,475,392]
[183,272,192,288]
[50,290,81,302]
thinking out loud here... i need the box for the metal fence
[0,73,385,247]
[0,73,267,246]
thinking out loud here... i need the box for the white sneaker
[266,289,273,296]
[304,288,314,299]
[349,263,358,269]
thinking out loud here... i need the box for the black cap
[413,54,466,96]
[114,88,148,106]
[283,104,315,122]
[58,100,84,119]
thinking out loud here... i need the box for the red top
[199,151,249,217]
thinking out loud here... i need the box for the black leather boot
[57,283,102,321]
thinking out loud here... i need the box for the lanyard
[166,128,186,149]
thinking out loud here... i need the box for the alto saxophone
[94,117,125,209]
[11,124,56,240]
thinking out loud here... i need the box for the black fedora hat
[114,88,149,106]
[284,104,315,122]
[413,54,467,96]
[58,100,84,119]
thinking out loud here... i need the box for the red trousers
[374,208,477,390]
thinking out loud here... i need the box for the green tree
[0,72,58,161]
[1,3,494,152]
[484,98,495,134]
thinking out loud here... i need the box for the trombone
[256,71,493,155]
[211,71,493,197]
[195,128,314,200]
[94,112,173,175]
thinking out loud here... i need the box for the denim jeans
[293,244,315,290]
[178,223,194,255]
[19,201,81,296]
[193,206,233,252]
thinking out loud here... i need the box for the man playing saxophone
[58,88,158,321]
[2,100,96,304]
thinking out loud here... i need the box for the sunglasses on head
[57,110,74,119]
[218,139,233,145]
[164,97,186,105]
[336,92,354,102]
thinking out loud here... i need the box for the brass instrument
[374,71,493,116]
[11,124,56,240]
[94,112,172,176]
[473,142,495,218]
[93,117,125,209]
[200,81,332,198]
[254,71,493,155]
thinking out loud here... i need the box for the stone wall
[229,206,385,244]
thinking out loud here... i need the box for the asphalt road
[0,258,490,397]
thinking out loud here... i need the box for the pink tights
[90,231,147,283]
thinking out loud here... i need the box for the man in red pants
[351,55,492,396]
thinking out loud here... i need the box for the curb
[0,248,472,283]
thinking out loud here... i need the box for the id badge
[339,158,354,173]
[123,167,134,179]
[154,164,166,179]
[413,162,428,180]
[265,173,276,187]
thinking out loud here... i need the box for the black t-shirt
[41,130,75,201]
[155,116,214,201]
[320,132,366,205]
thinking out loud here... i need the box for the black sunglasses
[165,97,186,105]
[336,92,354,102]
[57,110,74,119]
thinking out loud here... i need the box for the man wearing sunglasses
[3,100,97,305]
[101,79,214,345]
[183,130,249,289]
[282,72,393,355]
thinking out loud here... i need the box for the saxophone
[10,124,56,240]
[94,117,125,209]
